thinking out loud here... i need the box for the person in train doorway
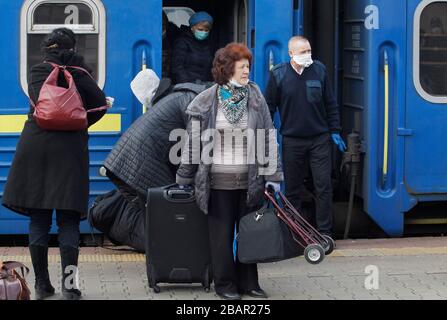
[1,28,109,300]
[176,43,283,300]
[171,11,214,84]
[265,36,346,239]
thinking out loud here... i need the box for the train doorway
[162,0,249,80]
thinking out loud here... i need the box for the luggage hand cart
[264,189,336,265]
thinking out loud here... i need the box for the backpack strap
[42,61,110,113]
[44,61,95,80]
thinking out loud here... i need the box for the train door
[248,0,295,90]
[406,0,447,195]
[162,0,294,89]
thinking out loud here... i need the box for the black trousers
[28,209,80,248]
[282,133,333,236]
[208,189,260,295]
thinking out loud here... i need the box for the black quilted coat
[103,83,207,200]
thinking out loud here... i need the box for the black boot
[60,246,82,300]
[29,245,55,300]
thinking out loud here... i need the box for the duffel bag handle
[1,261,30,278]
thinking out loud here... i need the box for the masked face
[289,39,313,68]
[292,53,313,68]
[191,21,211,41]
[194,30,209,41]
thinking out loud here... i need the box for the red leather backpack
[31,62,109,131]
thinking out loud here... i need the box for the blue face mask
[194,30,209,41]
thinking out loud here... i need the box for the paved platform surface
[2,237,447,300]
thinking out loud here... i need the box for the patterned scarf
[217,83,248,125]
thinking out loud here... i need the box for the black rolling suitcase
[145,184,212,293]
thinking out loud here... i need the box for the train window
[234,0,248,44]
[415,0,447,102]
[20,0,106,94]
[163,7,195,28]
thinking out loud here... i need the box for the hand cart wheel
[304,244,325,265]
[321,235,336,255]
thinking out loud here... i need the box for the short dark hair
[41,28,76,53]
[212,43,252,85]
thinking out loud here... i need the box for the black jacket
[2,51,107,219]
[104,83,207,198]
[171,26,213,84]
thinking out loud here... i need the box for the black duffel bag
[237,204,303,264]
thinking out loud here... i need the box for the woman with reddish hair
[176,43,283,300]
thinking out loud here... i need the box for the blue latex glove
[331,133,347,152]
[265,181,281,194]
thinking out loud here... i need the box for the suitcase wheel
[152,285,161,294]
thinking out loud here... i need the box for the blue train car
[1,0,447,237]
[341,0,447,236]
[0,0,298,234]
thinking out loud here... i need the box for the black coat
[104,83,207,198]
[2,51,107,219]
[171,26,214,84]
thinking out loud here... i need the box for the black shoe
[245,289,268,299]
[217,292,242,300]
[60,245,82,300]
[29,245,55,300]
[35,284,55,300]
[62,289,82,300]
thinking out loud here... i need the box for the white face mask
[292,53,313,68]
[230,79,247,87]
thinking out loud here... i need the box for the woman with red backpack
[2,28,108,300]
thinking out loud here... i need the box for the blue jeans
[29,209,80,248]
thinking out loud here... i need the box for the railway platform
[2,237,447,300]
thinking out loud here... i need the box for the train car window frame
[20,0,106,95]
[414,0,447,103]
[234,0,248,44]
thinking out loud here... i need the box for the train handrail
[383,50,389,183]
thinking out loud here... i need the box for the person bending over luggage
[176,43,283,300]
[2,28,108,300]
[171,11,214,84]
[104,79,209,212]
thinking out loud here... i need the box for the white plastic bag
[130,69,160,107]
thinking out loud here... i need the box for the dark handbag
[0,261,31,300]
[237,204,303,264]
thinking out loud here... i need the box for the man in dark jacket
[265,36,346,238]
[171,11,214,84]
